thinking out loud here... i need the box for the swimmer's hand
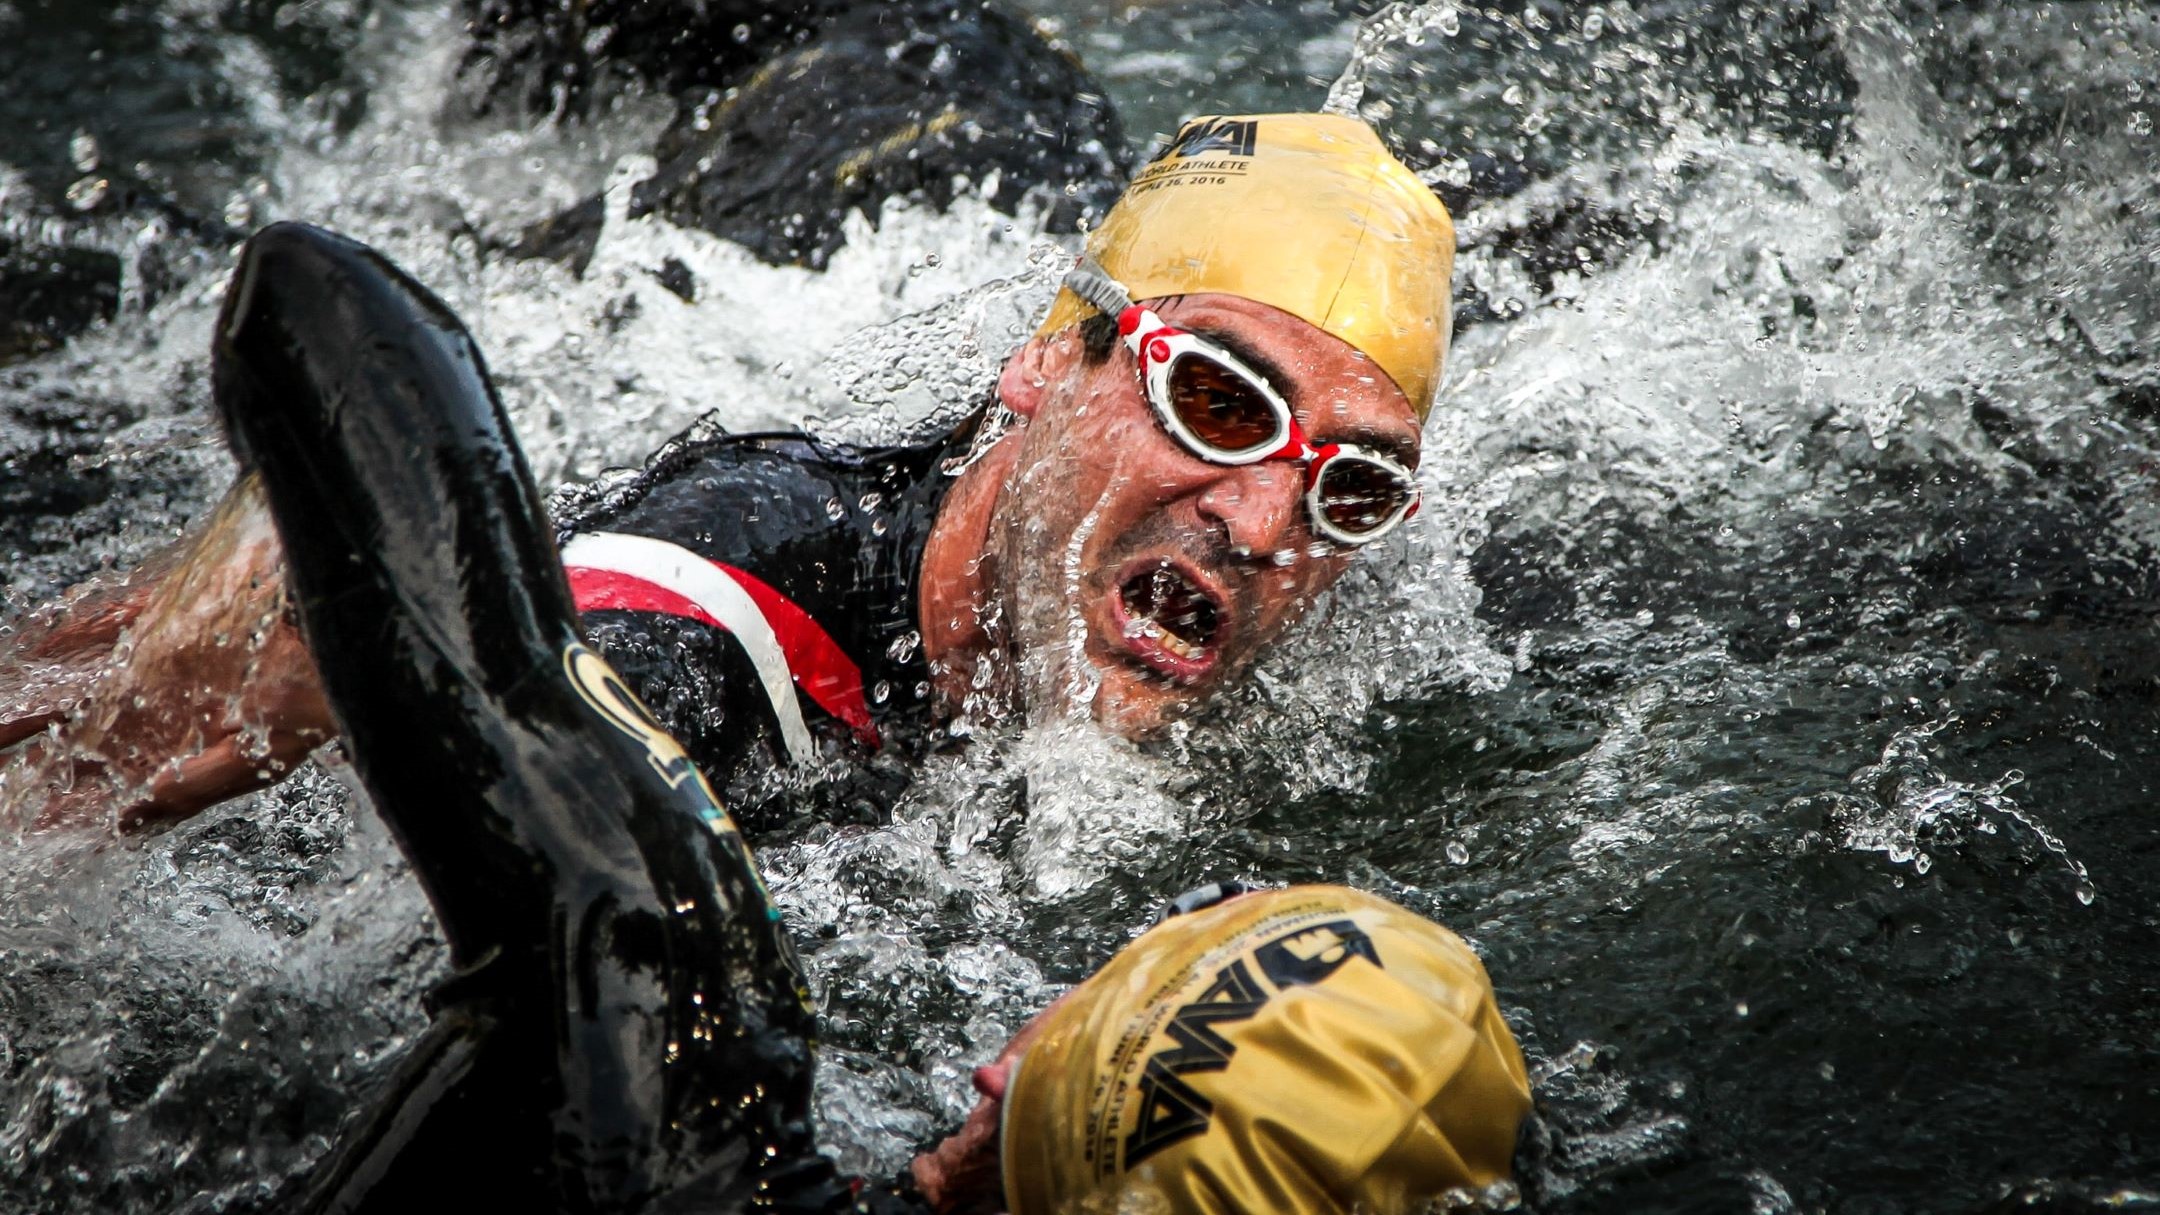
[0,474,333,831]
[909,1059,1013,1214]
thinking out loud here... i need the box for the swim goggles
[1061,259,1421,547]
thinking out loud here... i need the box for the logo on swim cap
[1161,116,1258,160]
[1253,918,1382,987]
[1001,886,1532,1215]
[1122,919,1383,1169]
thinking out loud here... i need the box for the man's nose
[1196,462,1306,559]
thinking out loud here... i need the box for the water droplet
[1785,610,1802,629]
[1735,1001,1750,1017]
[825,497,846,521]
[65,175,110,212]
[924,252,941,267]
[731,22,752,42]
[2075,882,2096,906]
[68,130,100,173]
[1446,841,1470,865]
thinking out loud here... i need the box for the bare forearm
[0,474,334,831]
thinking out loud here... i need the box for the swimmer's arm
[0,474,333,831]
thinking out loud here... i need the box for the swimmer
[221,222,1530,1213]
[1,113,1456,833]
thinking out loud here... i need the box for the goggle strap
[1065,260,1136,320]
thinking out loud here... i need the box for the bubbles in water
[1828,725,2095,902]
[1324,2,1466,118]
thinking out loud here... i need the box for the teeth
[1156,626,1201,661]
[1128,617,1202,661]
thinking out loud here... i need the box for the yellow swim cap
[1038,113,1456,419]
[1001,886,1530,1215]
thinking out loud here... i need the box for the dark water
[2,1,2157,1212]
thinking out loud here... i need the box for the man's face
[987,293,1422,736]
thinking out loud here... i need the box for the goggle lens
[1313,455,1416,539]
[1086,268,1422,546]
[1167,354,1285,453]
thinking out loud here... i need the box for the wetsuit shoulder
[552,418,967,818]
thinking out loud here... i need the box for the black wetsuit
[553,418,971,830]
[216,222,932,1213]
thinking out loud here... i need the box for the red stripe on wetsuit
[568,564,881,748]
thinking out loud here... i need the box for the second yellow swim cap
[1038,113,1457,419]
[1001,885,1530,1215]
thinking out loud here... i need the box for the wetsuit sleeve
[548,436,801,790]
[212,222,828,1212]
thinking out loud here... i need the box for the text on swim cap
[1121,919,1383,1169]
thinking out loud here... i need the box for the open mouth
[1115,559,1223,678]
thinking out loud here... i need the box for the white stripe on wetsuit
[559,531,818,764]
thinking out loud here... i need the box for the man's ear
[996,330,1076,421]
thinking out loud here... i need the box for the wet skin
[919,293,1423,738]
[0,480,329,829]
